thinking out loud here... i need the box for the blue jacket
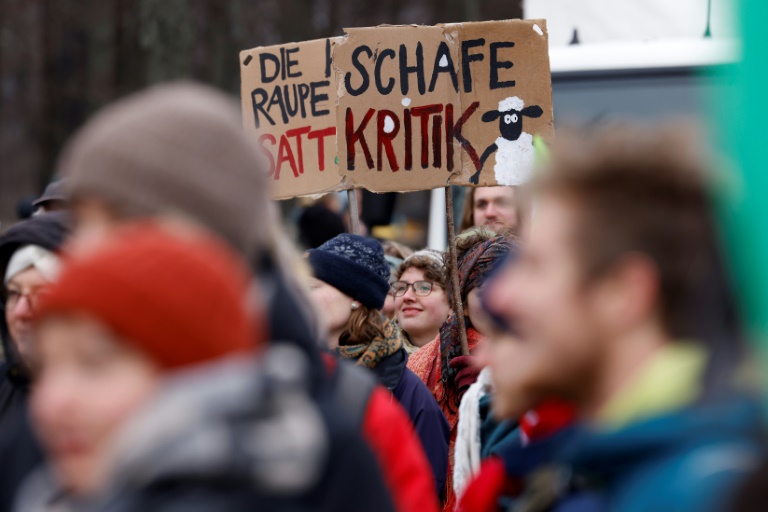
[498,397,762,512]
[559,397,761,512]
[373,348,450,495]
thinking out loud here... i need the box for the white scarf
[453,367,494,497]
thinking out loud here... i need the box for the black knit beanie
[306,234,390,310]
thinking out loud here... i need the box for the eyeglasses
[2,289,45,311]
[390,280,439,297]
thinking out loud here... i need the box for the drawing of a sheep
[469,96,543,186]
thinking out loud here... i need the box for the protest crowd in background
[1,6,768,512]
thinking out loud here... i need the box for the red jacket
[365,387,441,512]
[324,353,440,512]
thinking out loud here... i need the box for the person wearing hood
[55,81,437,512]
[0,213,69,511]
[307,233,450,501]
[15,223,395,512]
[407,228,514,512]
[32,179,70,215]
[476,127,759,512]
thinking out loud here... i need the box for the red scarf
[407,328,485,512]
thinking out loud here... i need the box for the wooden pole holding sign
[444,186,470,356]
[348,189,361,235]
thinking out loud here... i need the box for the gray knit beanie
[57,81,273,260]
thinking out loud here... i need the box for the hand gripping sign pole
[444,186,470,356]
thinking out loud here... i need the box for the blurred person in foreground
[15,224,394,512]
[0,213,69,511]
[393,250,451,353]
[477,126,759,512]
[55,81,436,512]
[407,228,514,512]
[460,187,525,234]
[382,240,414,319]
[306,234,449,499]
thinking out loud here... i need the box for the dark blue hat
[307,234,390,310]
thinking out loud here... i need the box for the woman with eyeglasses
[306,234,450,500]
[392,250,452,354]
[0,213,69,511]
[407,228,515,512]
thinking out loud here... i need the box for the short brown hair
[533,125,717,338]
[395,250,446,286]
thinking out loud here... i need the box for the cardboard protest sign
[240,37,344,199]
[240,19,553,198]
[334,19,554,192]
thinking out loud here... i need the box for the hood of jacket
[16,345,330,512]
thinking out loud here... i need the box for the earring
[351,302,360,310]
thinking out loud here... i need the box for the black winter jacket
[0,214,69,511]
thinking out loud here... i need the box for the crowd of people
[0,81,763,512]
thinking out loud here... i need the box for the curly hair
[395,250,446,286]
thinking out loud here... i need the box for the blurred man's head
[54,81,327,390]
[486,126,717,415]
[57,82,274,262]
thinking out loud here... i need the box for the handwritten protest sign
[240,37,343,199]
[241,19,553,199]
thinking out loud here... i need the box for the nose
[10,295,33,319]
[402,285,418,302]
[485,203,497,218]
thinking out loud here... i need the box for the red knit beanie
[36,223,262,369]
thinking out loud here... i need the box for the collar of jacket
[559,394,762,478]
[371,347,408,391]
[594,343,707,431]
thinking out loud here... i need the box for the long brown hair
[459,188,476,233]
[339,305,386,345]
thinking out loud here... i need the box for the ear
[521,105,543,118]
[591,254,660,334]
[482,110,501,123]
